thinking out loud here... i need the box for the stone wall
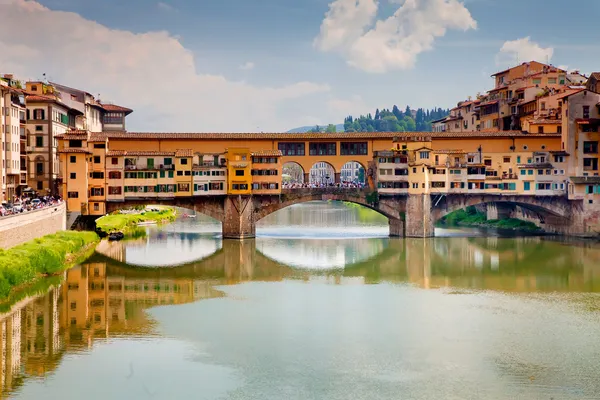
[0,203,67,249]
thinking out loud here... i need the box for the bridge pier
[222,196,255,239]
[388,218,405,237]
[486,203,514,220]
[405,194,434,238]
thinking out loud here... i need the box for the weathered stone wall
[0,203,67,249]
[405,194,434,238]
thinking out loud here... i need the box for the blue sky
[1,0,599,131]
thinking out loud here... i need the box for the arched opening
[308,161,336,185]
[282,161,305,186]
[340,161,366,185]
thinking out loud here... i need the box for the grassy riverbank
[95,207,177,235]
[0,231,99,299]
[438,207,541,232]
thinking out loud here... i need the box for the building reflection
[2,236,600,396]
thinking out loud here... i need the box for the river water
[2,202,600,399]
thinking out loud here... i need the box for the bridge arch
[340,160,366,184]
[431,194,573,232]
[308,161,336,185]
[282,161,305,184]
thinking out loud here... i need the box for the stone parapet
[0,203,67,249]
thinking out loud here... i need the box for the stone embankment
[0,202,67,249]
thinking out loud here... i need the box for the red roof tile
[99,102,133,115]
[89,131,560,141]
[58,148,91,154]
[106,150,127,156]
[175,149,193,157]
[251,150,283,156]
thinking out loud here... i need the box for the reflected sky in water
[4,202,600,400]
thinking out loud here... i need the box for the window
[93,203,99,211]
[548,78,556,84]
[93,156,101,164]
[90,188,104,196]
[69,140,83,148]
[537,183,551,190]
[232,184,248,190]
[583,105,590,119]
[93,143,106,149]
[538,126,544,134]
[419,151,429,159]
[541,102,546,110]
[164,158,173,165]
[583,141,598,154]
[180,158,188,165]
[583,158,598,171]
[278,142,305,156]
[35,125,43,132]
[524,182,531,191]
[147,158,154,169]
[103,112,124,125]
[168,171,174,178]
[108,186,122,195]
[533,78,541,85]
[67,191,79,198]
[36,136,43,147]
[484,159,492,166]
[516,156,521,164]
[91,172,104,179]
[554,156,564,163]
[36,162,43,174]
[70,173,76,179]
[528,169,533,175]
[340,142,368,155]
[309,142,336,156]
[520,169,526,176]
[235,169,244,176]
[557,126,562,134]
[177,171,183,176]
[33,109,45,120]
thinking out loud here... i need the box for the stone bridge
[104,189,585,238]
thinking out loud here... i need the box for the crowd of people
[282,181,367,190]
[0,195,63,217]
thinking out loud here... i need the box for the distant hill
[287,124,344,133]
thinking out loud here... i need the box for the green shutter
[524,182,530,191]
[147,158,154,169]
[168,171,174,178]
[160,170,165,178]
[164,158,172,165]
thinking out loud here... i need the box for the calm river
[2,202,600,399]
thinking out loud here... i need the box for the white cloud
[314,0,477,73]
[157,2,176,12]
[239,61,255,70]
[496,37,553,66]
[0,0,341,131]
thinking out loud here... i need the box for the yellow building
[226,147,252,195]
[251,150,282,195]
[175,149,193,196]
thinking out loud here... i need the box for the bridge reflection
[1,237,600,396]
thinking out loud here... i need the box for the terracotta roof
[99,102,133,115]
[251,150,283,156]
[58,134,90,140]
[85,131,561,141]
[58,148,91,154]
[25,94,57,102]
[529,119,562,125]
[123,151,175,156]
[106,150,127,156]
[556,89,585,100]
[175,149,193,157]
[590,72,600,80]
[65,129,89,135]
[434,149,465,154]
[571,176,600,184]
[88,133,106,142]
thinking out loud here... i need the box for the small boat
[108,232,125,241]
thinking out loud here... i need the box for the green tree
[325,124,336,133]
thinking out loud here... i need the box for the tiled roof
[434,149,465,154]
[251,150,283,156]
[529,119,562,125]
[571,176,600,184]
[89,131,561,140]
[175,149,193,157]
[590,72,600,80]
[121,151,176,156]
[88,133,106,142]
[25,94,57,102]
[57,134,90,140]
[99,102,133,115]
[106,150,127,156]
[65,129,89,135]
[58,148,91,154]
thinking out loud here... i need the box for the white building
[0,76,26,202]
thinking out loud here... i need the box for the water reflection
[2,236,600,398]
